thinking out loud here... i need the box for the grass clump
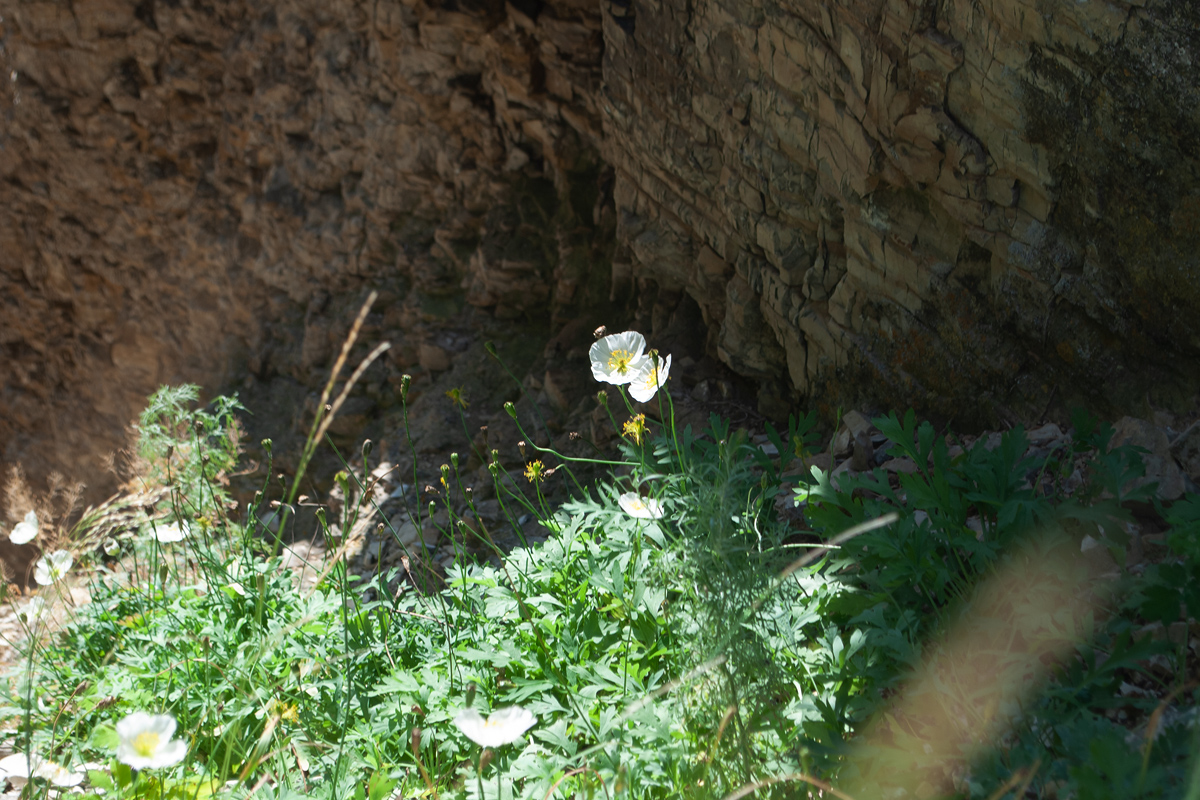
[1,321,1198,800]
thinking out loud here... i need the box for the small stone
[1111,416,1185,501]
[418,343,451,372]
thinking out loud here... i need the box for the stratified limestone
[602,0,1200,421]
[1,0,1198,497]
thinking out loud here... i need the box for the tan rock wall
[1,0,1198,501]
[0,0,610,502]
[602,0,1200,421]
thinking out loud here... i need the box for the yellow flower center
[607,349,637,375]
[524,460,545,484]
[133,731,161,758]
[622,414,647,445]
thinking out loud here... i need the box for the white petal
[589,331,649,385]
[153,521,189,543]
[618,492,664,519]
[628,354,671,403]
[454,706,536,748]
[9,510,38,544]
[0,753,31,779]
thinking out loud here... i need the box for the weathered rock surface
[602,0,1200,421]
[1,0,1198,503]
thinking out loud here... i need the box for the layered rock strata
[1,0,1198,501]
[602,0,1200,421]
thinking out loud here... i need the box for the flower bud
[261,439,272,454]
[450,452,459,468]
[517,440,526,458]
[597,390,609,406]
[362,439,373,459]
[428,501,437,518]
[504,401,517,418]
[400,373,412,401]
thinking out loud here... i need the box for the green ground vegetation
[2,352,1199,800]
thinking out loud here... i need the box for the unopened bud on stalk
[315,508,326,526]
[411,727,422,755]
[504,401,517,418]
[484,341,498,357]
[362,439,373,459]
[450,452,459,468]
[428,501,436,518]
[400,374,412,401]
[261,439,272,454]
[490,449,500,463]
[465,682,477,707]
[597,390,609,406]
[440,464,451,482]
[488,462,500,477]
[517,440,526,458]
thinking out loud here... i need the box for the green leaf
[90,723,119,752]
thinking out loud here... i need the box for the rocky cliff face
[602,0,1200,422]
[1,0,1197,501]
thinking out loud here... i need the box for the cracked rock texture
[1,0,1198,501]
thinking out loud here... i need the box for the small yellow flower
[623,414,647,446]
[445,386,469,409]
[524,460,546,484]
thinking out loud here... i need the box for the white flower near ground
[0,753,84,787]
[116,712,187,769]
[16,596,46,625]
[34,761,84,787]
[628,353,671,403]
[454,706,536,748]
[590,331,649,385]
[9,510,38,545]
[618,492,664,520]
[154,520,190,543]
[33,550,73,586]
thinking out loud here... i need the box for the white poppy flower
[0,753,83,787]
[34,550,73,586]
[618,492,664,519]
[153,520,190,543]
[628,353,671,403]
[34,760,84,787]
[16,596,46,625]
[589,331,650,385]
[9,510,38,545]
[116,712,187,769]
[454,706,536,748]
